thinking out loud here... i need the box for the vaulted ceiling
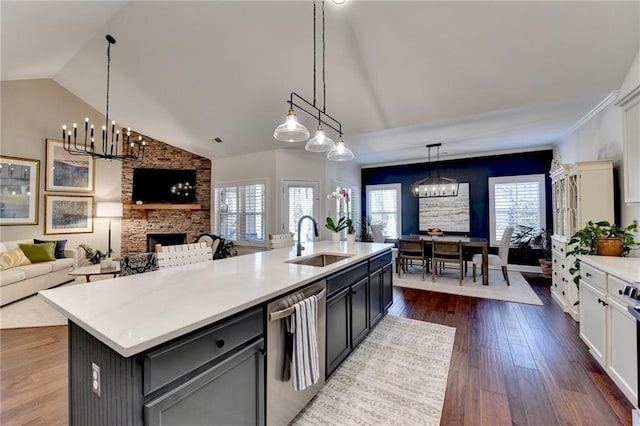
[2,1,638,165]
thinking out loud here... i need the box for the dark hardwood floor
[0,275,634,425]
[388,273,634,425]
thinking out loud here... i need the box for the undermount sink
[286,253,353,267]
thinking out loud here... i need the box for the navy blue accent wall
[361,150,554,239]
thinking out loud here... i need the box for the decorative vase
[331,232,341,243]
[347,234,356,244]
[597,237,623,256]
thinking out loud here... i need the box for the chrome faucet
[297,215,319,256]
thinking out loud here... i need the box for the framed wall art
[0,156,40,225]
[46,139,95,192]
[419,182,470,232]
[45,194,94,234]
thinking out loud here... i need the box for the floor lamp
[96,202,123,258]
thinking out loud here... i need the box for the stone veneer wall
[121,132,211,256]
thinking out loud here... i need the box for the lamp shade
[96,202,123,218]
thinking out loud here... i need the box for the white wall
[554,48,640,252]
[1,79,123,258]
[213,147,361,243]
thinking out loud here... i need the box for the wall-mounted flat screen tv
[132,168,196,203]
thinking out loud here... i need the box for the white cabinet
[549,160,614,319]
[579,258,638,407]
[579,279,606,364]
[615,87,640,205]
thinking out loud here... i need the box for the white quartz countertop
[39,241,392,357]
[579,255,640,283]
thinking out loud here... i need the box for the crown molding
[567,91,618,134]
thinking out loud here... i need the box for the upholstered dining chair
[431,240,464,284]
[119,252,159,277]
[268,233,295,249]
[157,242,213,268]
[397,239,428,280]
[370,225,385,243]
[472,226,514,285]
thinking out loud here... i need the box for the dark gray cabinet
[382,264,393,310]
[325,250,393,377]
[326,286,351,376]
[369,269,384,327]
[67,307,264,426]
[351,276,370,347]
[145,339,264,426]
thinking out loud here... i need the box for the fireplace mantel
[124,203,203,219]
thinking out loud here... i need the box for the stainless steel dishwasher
[266,280,326,426]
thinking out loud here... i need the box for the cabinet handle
[554,272,557,276]
[561,264,565,269]
[554,283,557,288]
[352,290,357,295]
[561,248,564,253]
[602,300,609,307]
[586,272,592,277]
[619,290,623,295]
[562,291,565,296]
[216,339,225,348]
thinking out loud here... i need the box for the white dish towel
[290,294,320,391]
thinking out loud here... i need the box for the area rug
[395,266,543,306]
[0,279,85,329]
[293,315,455,426]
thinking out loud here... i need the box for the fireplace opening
[147,233,187,252]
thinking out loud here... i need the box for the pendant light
[61,35,146,161]
[274,1,353,161]
[411,143,459,197]
[327,135,353,161]
[273,109,310,142]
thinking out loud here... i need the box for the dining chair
[472,226,514,285]
[370,225,385,243]
[397,239,428,280]
[432,240,464,284]
[119,252,159,277]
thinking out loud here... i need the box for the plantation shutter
[367,187,400,238]
[288,185,315,243]
[214,181,266,243]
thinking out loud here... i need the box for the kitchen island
[40,241,394,426]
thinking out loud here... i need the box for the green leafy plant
[567,220,637,290]
[346,218,356,235]
[325,217,348,233]
[359,216,374,242]
[79,244,106,264]
[532,228,553,260]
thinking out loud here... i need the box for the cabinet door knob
[586,272,592,277]
[562,291,565,296]
[216,339,225,348]
[619,290,623,295]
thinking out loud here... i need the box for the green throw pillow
[18,242,56,263]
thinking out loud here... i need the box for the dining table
[391,235,490,285]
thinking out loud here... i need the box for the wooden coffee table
[69,264,120,282]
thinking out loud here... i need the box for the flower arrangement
[326,189,355,234]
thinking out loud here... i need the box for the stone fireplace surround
[121,132,211,256]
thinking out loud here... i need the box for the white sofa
[0,239,78,306]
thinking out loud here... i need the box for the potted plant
[510,226,553,275]
[79,244,106,265]
[325,217,348,242]
[532,228,553,278]
[567,220,637,290]
[346,218,356,244]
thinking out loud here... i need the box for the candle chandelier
[411,143,460,198]
[273,0,354,161]
[61,35,146,161]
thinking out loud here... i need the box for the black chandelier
[273,1,353,161]
[411,143,460,198]
[61,35,146,161]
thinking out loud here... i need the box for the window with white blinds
[489,174,546,246]
[214,181,266,243]
[366,184,402,238]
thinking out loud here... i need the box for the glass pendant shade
[305,124,335,152]
[327,136,354,161]
[274,109,310,142]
